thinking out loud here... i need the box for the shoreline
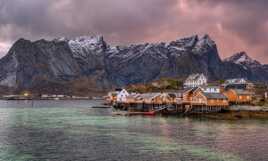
[1,99,268,119]
[195,111,268,120]
[186,105,268,120]
[0,98,104,101]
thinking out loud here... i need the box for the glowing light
[23,92,29,97]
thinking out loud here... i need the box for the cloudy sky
[0,0,268,63]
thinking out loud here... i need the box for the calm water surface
[0,100,268,161]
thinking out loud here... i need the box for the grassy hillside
[127,77,184,93]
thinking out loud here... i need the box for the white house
[225,78,247,84]
[201,86,220,93]
[116,89,129,102]
[184,73,207,88]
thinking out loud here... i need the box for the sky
[0,0,268,63]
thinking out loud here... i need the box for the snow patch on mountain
[192,34,216,54]
[68,36,106,58]
[225,52,261,68]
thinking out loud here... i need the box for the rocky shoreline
[229,105,268,112]
[194,105,268,120]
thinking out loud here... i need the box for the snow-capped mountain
[68,36,107,56]
[0,34,267,94]
[224,52,261,68]
[224,51,268,81]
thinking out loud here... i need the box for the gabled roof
[118,89,129,94]
[139,93,161,100]
[185,73,206,82]
[183,87,201,94]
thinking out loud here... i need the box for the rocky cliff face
[224,52,261,68]
[0,34,267,93]
[224,52,268,81]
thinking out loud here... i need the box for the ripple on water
[0,101,268,161]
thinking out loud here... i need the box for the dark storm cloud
[199,0,268,44]
[187,0,268,61]
[0,0,178,42]
[0,0,267,62]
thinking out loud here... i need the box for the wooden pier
[113,101,227,115]
[109,87,232,115]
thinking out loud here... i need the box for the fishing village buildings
[182,86,229,112]
[108,74,255,114]
[116,89,129,102]
[223,89,253,104]
[183,73,207,88]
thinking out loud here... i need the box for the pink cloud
[0,0,267,63]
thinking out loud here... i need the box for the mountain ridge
[0,34,267,94]
[224,51,262,68]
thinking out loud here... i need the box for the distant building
[201,92,228,107]
[224,78,247,90]
[139,93,161,104]
[126,93,142,103]
[184,73,207,88]
[136,93,174,104]
[107,91,119,102]
[201,86,220,93]
[223,89,253,104]
[182,87,228,107]
[183,87,201,103]
[116,89,129,102]
[41,94,49,98]
[223,78,254,91]
[225,78,247,84]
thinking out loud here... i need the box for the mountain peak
[225,51,261,68]
[13,38,32,45]
[67,35,107,55]
[232,51,248,58]
[196,34,216,47]
[70,35,104,43]
[6,38,32,56]
[187,34,217,57]
[172,35,199,49]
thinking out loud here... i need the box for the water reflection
[0,100,268,161]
